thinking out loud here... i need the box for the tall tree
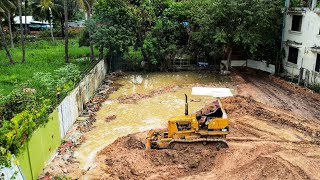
[64,0,68,63]
[93,0,140,71]
[0,0,15,64]
[7,12,14,48]
[18,0,26,63]
[4,1,15,49]
[2,0,16,49]
[24,0,27,40]
[188,0,283,69]
[78,0,96,61]
[141,1,188,69]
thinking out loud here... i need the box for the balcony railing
[290,0,312,8]
[315,1,320,12]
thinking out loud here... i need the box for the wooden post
[291,67,294,82]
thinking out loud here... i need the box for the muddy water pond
[73,72,231,169]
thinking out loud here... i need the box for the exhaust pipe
[185,94,188,115]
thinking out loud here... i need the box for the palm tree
[0,0,15,64]
[77,0,95,20]
[18,0,26,63]
[30,0,57,41]
[64,0,68,63]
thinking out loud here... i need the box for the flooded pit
[73,72,231,169]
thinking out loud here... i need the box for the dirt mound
[125,135,145,150]
[95,133,219,180]
[235,155,310,179]
[222,95,320,139]
[117,85,181,104]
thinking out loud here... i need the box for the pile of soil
[88,133,219,179]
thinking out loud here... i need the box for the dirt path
[42,70,320,179]
[234,69,320,121]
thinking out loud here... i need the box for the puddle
[73,72,230,169]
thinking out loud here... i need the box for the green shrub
[33,63,81,101]
[309,84,320,93]
[39,29,79,38]
[79,28,90,47]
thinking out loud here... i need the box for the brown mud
[41,69,320,180]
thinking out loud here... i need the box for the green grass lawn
[0,39,97,95]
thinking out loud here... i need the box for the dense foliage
[0,64,81,166]
[89,0,283,70]
[0,40,92,166]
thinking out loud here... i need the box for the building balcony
[284,40,303,48]
[311,46,320,53]
[289,0,312,8]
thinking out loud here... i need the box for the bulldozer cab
[192,87,232,132]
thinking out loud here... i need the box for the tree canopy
[88,0,283,70]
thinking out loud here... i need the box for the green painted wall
[17,110,61,180]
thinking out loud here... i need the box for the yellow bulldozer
[146,87,232,150]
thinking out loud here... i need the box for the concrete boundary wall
[247,59,276,74]
[7,60,107,180]
[221,59,276,74]
[15,110,61,180]
[0,155,25,180]
[58,60,107,139]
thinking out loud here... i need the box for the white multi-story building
[283,0,320,85]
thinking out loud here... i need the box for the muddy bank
[39,72,124,179]
[117,82,234,104]
[41,70,320,180]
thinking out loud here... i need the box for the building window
[291,15,302,32]
[316,54,320,72]
[288,47,299,64]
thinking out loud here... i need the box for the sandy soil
[42,69,320,180]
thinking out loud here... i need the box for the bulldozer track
[169,138,227,143]
[169,138,229,150]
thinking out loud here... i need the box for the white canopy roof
[191,87,233,97]
[14,16,49,25]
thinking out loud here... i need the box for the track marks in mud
[223,96,320,140]
[234,72,320,120]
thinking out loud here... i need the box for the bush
[309,84,320,93]
[79,28,90,47]
[0,83,36,122]
[0,64,81,166]
[39,29,79,38]
[123,47,144,70]
[33,64,81,102]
